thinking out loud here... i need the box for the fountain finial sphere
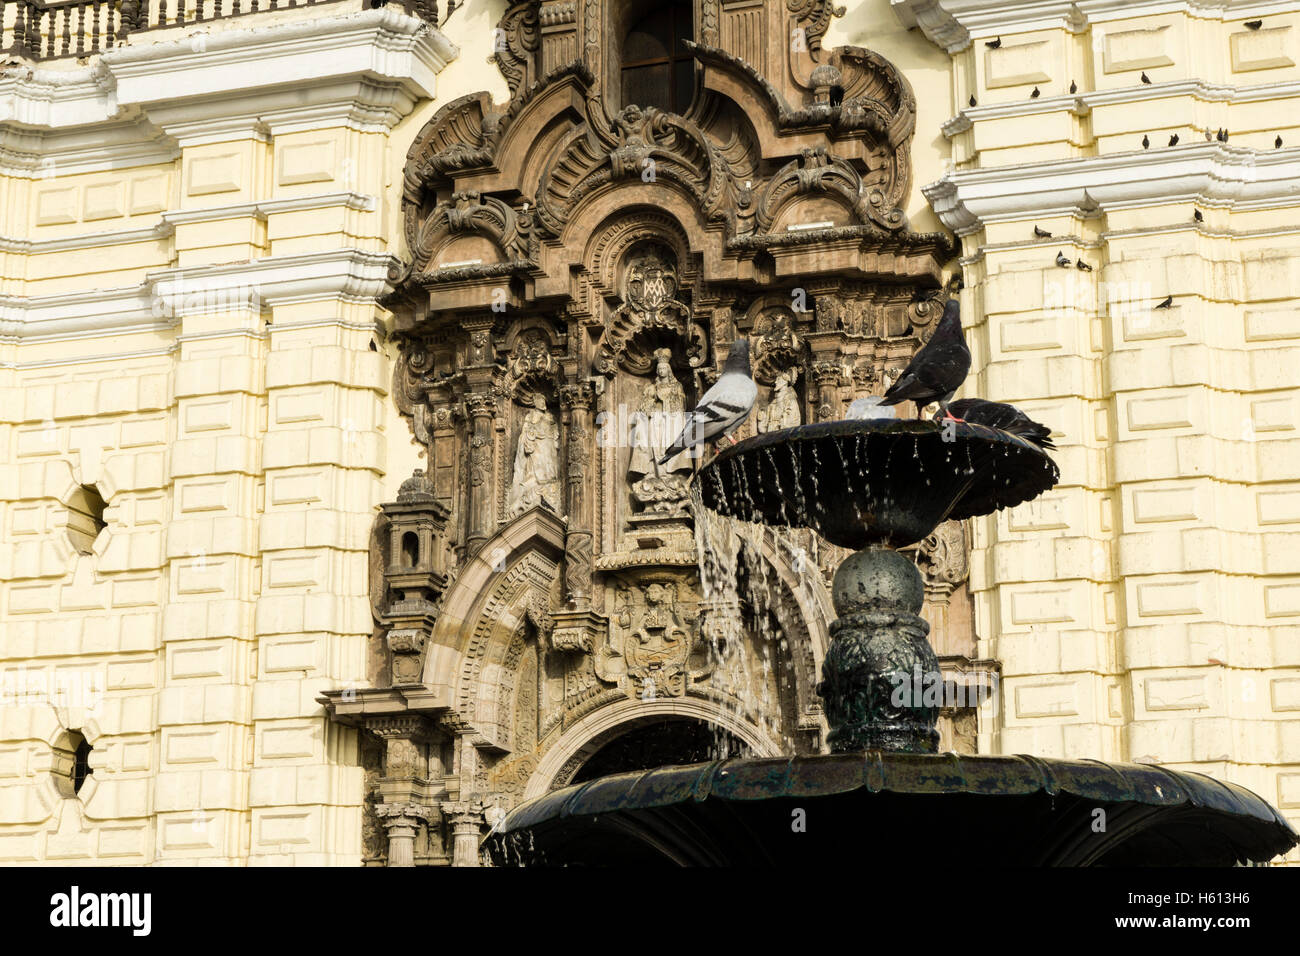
[832,547,924,616]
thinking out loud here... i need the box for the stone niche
[323,0,974,865]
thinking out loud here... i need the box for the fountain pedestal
[821,547,939,753]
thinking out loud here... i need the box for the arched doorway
[570,717,750,785]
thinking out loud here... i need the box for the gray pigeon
[880,299,971,419]
[658,339,756,464]
[934,398,1056,449]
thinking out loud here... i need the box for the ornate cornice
[941,79,1300,136]
[924,142,1300,235]
[891,0,1296,52]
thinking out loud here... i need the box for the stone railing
[2,0,437,61]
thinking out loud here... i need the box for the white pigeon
[658,339,757,464]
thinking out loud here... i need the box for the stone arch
[423,508,565,747]
[523,695,783,800]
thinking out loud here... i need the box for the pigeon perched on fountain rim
[879,298,971,419]
[934,399,1056,450]
[657,339,757,465]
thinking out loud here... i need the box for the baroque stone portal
[323,0,978,866]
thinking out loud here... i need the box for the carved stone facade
[326,0,972,865]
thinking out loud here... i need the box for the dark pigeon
[1055,250,1071,267]
[1034,225,1052,238]
[658,339,756,464]
[1168,133,1179,146]
[935,399,1056,450]
[881,299,970,419]
[986,37,1001,48]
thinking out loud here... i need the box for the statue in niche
[507,392,562,517]
[759,367,801,433]
[627,348,692,515]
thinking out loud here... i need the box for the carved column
[367,714,441,866]
[559,381,595,607]
[812,361,845,422]
[374,804,435,868]
[463,392,497,556]
[441,801,486,867]
[539,0,579,73]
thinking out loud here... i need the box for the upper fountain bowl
[697,418,1060,550]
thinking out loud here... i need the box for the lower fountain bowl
[697,418,1060,549]
[485,752,1299,867]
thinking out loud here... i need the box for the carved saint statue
[507,393,563,517]
[628,348,692,479]
[759,367,802,433]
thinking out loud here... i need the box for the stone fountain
[486,416,1298,866]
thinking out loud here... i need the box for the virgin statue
[507,392,562,517]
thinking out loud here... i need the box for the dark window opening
[66,484,106,555]
[73,736,92,794]
[52,730,92,798]
[400,531,419,568]
[621,3,695,114]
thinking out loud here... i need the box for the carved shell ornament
[600,243,707,375]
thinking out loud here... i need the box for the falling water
[690,474,812,760]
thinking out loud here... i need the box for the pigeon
[1142,135,1150,149]
[845,396,897,421]
[1217,128,1229,142]
[969,94,977,107]
[1031,86,1041,99]
[986,37,1002,49]
[1069,80,1077,94]
[1034,225,1052,238]
[1055,250,1071,267]
[1141,71,1152,84]
[934,399,1056,449]
[1155,295,1173,309]
[1194,209,1203,222]
[1204,130,1213,141]
[1246,19,1263,30]
[1168,133,1179,146]
[880,299,970,419]
[1076,259,1092,272]
[657,339,756,464]
[1277,136,1284,148]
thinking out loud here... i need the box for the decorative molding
[0,248,398,343]
[1,8,457,152]
[891,0,1298,51]
[0,221,174,255]
[923,142,1300,234]
[160,191,378,227]
[941,79,1300,136]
